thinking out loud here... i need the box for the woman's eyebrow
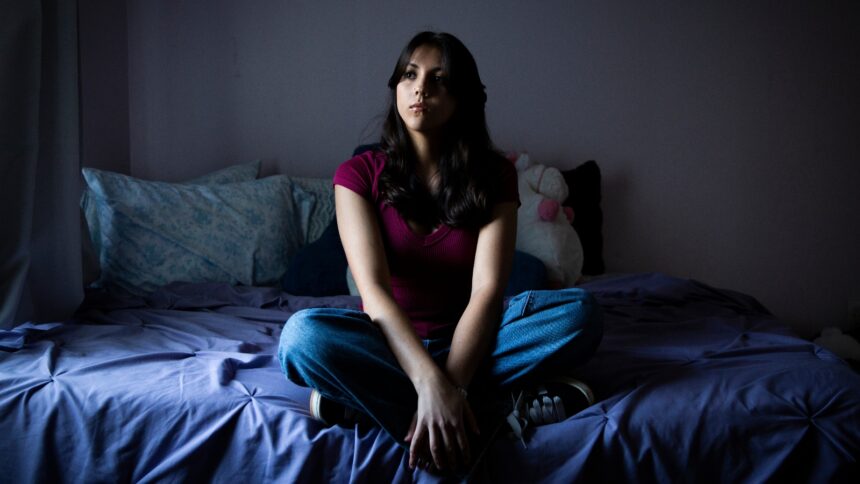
[407,62,444,72]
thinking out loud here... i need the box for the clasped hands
[404,375,480,473]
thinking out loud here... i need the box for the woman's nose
[415,78,429,96]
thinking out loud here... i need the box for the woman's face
[396,45,457,141]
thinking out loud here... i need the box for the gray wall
[79,0,129,174]
[82,0,860,338]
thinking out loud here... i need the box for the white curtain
[0,0,83,327]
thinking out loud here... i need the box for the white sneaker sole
[309,388,325,422]
[546,375,596,406]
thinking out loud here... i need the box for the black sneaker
[505,377,595,447]
[527,376,594,424]
[309,389,357,426]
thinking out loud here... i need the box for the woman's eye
[403,71,417,80]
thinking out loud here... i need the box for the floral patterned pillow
[286,176,335,245]
[81,165,298,294]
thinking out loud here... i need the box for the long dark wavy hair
[378,31,505,229]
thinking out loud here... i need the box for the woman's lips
[410,102,428,112]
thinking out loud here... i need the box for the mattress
[1,273,858,483]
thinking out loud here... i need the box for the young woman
[278,32,602,473]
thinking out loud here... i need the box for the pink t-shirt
[333,150,519,339]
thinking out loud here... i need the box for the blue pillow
[281,219,349,296]
[505,250,548,297]
[286,176,335,245]
[185,160,261,184]
[81,162,262,279]
[81,168,299,294]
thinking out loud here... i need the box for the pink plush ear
[563,206,574,223]
[538,199,560,221]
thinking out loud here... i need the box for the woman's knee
[278,308,339,377]
[558,288,603,345]
[280,308,319,351]
[522,287,601,325]
[565,288,602,324]
[278,308,371,377]
[278,309,313,373]
[539,291,601,373]
[535,288,604,351]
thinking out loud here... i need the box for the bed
[1,161,858,483]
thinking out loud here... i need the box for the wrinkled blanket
[1,273,858,483]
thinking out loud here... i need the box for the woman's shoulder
[342,147,386,171]
[333,147,386,199]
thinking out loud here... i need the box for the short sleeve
[333,151,381,201]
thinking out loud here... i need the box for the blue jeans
[277,288,603,445]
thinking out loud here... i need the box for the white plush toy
[512,153,584,287]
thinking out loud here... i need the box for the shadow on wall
[600,168,634,273]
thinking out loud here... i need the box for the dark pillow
[505,250,548,297]
[281,219,349,296]
[353,143,380,156]
[562,161,605,275]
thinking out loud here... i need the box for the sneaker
[309,389,357,426]
[505,377,595,447]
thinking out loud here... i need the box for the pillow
[185,160,261,184]
[286,176,335,245]
[81,161,262,283]
[281,219,349,296]
[562,161,605,275]
[353,143,379,156]
[81,167,298,294]
[505,250,548,297]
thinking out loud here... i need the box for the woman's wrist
[412,370,468,400]
[444,361,474,393]
[412,366,448,392]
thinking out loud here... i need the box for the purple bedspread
[1,273,858,483]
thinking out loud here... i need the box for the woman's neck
[410,134,443,193]
[411,133,440,167]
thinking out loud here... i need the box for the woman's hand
[404,376,479,472]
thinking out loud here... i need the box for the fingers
[441,424,458,471]
[403,413,417,443]
[430,424,464,472]
[436,421,475,471]
[409,426,446,473]
[429,425,446,471]
[415,456,435,472]
[408,422,426,469]
[411,427,474,473]
[408,388,482,473]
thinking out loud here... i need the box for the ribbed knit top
[333,149,519,339]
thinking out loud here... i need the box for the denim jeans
[277,288,603,446]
